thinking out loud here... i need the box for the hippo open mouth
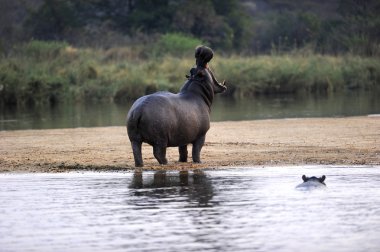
[218,79,228,91]
[208,67,227,94]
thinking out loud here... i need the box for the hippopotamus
[127,46,227,167]
[296,175,326,189]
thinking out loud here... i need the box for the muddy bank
[0,116,379,172]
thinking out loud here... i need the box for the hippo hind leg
[131,141,143,167]
[192,135,205,163]
[153,145,168,165]
[178,145,188,162]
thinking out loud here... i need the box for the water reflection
[1,90,379,130]
[212,90,380,121]
[0,101,130,130]
[129,170,215,207]
[1,167,380,252]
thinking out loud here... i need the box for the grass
[212,54,380,97]
[1,40,379,106]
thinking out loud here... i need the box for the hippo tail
[126,108,143,142]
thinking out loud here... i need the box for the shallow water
[1,166,380,252]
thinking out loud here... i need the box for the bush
[1,40,379,106]
[151,33,204,57]
[17,40,69,60]
[211,54,380,97]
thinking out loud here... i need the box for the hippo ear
[195,69,205,78]
[189,68,205,79]
[190,67,197,76]
[319,175,326,183]
[302,175,308,182]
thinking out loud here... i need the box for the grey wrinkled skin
[127,66,226,167]
[296,175,327,189]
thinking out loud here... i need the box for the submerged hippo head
[302,175,326,185]
[296,175,326,189]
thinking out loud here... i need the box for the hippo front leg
[192,135,205,163]
[179,145,188,162]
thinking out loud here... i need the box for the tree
[125,0,178,33]
[172,0,234,49]
[0,0,42,52]
[335,0,380,55]
[25,0,80,40]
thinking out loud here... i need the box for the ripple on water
[0,166,380,252]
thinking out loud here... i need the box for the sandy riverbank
[0,116,379,172]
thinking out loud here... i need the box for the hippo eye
[319,175,326,183]
[302,175,308,182]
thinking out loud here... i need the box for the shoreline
[0,116,379,173]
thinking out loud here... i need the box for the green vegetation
[1,40,379,106]
[1,1,379,107]
[2,0,379,55]
[214,54,380,97]
[151,33,204,57]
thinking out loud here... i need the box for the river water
[1,90,380,130]
[1,166,380,252]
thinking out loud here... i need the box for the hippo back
[126,90,210,147]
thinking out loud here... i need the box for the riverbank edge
[1,116,379,173]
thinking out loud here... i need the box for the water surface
[1,166,380,252]
[1,90,379,130]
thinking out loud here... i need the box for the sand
[0,116,379,172]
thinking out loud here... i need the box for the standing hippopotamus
[127,46,227,167]
[296,175,326,189]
